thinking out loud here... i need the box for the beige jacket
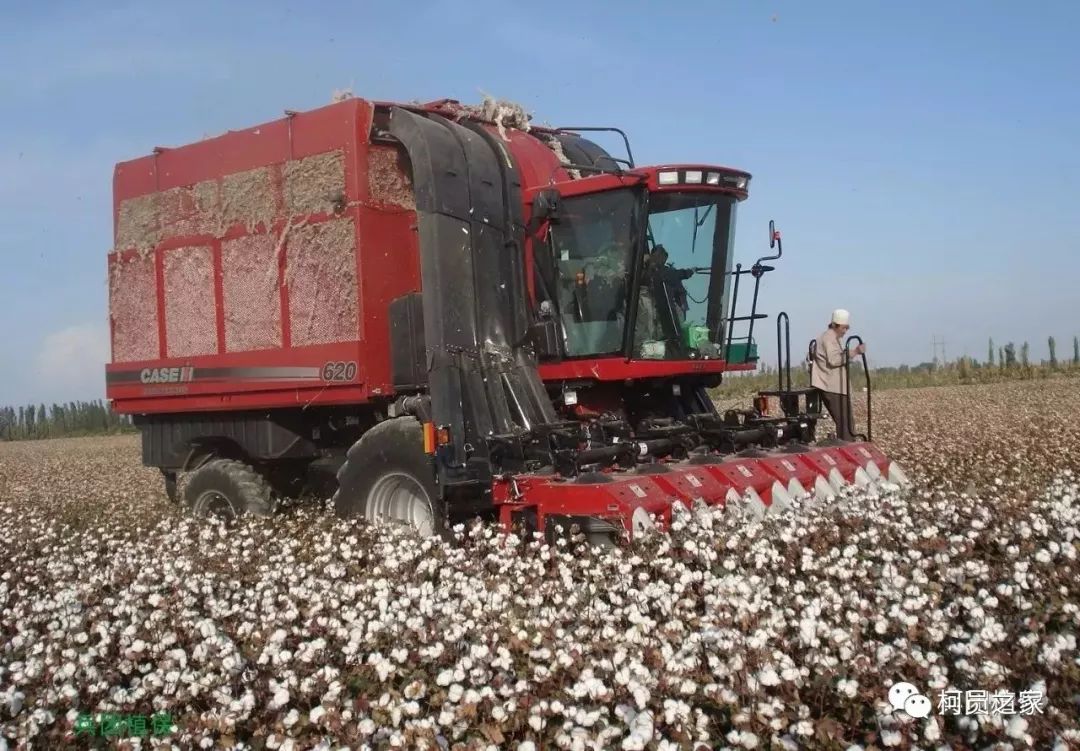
[811,328,848,394]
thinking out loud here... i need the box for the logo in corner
[887,681,932,719]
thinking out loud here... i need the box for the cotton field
[2,380,1079,750]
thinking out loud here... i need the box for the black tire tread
[332,417,446,537]
[184,458,275,517]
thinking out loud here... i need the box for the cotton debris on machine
[105,93,910,543]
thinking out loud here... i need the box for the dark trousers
[816,389,856,441]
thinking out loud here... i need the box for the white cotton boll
[310,705,326,723]
[880,729,902,747]
[436,669,454,687]
[404,680,425,700]
[1006,716,1028,739]
[269,687,289,710]
[448,684,464,703]
[758,667,780,687]
[282,709,299,727]
[518,744,537,751]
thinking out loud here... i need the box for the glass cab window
[635,192,738,359]
[546,190,639,356]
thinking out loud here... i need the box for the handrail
[843,335,871,442]
[777,312,791,393]
[721,221,785,366]
[723,264,743,362]
[554,126,636,168]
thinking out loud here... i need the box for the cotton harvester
[104,95,909,542]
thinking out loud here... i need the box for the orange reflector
[423,422,436,454]
[437,426,452,446]
[754,395,769,415]
[576,270,586,285]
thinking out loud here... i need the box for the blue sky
[2,0,1078,405]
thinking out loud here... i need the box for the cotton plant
[0,382,1079,748]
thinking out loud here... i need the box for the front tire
[333,418,447,539]
[183,458,275,519]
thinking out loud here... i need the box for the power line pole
[931,335,946,365]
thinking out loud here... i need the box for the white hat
[831,308,850,326]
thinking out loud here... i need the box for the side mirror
[753,219,783,268]
[532,188,561,223]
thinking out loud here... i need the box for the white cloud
[35,323,110,400]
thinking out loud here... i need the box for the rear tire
[333,418,447,539]
[183,458,275,519]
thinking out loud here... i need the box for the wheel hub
[367,472,435,537]
[193,489,237,519]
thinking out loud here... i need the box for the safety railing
[842,335,871,442]
[723,220,783,365]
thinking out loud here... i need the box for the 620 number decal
[321,361,358,382]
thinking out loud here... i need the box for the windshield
[536,188,737,361]
[634,192,738,359]
[545,189,639,356]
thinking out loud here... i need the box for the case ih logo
[140,367,195,384]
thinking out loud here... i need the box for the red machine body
[107,100,416,412]
[106,98,751,414]
[105,96,908,540]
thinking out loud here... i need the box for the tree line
[0,400,134,441]
[983,335,1080,369]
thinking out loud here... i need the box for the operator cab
[528,165,752,375]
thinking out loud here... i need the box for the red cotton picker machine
[105,96,909,543]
